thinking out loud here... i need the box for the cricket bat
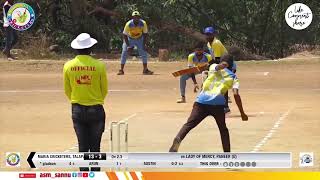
[172,64,208,77]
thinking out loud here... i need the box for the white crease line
[254,72,270,76]
[270,129,276,133]
[266,133,273,138]
[0,89,148,93]
[121,113,137,122]
[64,113,137,152]
[251,107,293,152]
[260,140,267,144]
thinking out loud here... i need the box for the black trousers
[175,102,230,152]
[3,27,18,56]
[224,90,229,108]
[72,103,105,171]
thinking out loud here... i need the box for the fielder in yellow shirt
[204,27,238,113]
[118,11,153,75]
[204,27,228,62]
[63,33,107,172]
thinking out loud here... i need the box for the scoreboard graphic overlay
[27,152,292,169]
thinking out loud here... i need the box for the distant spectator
[2,0,18,60]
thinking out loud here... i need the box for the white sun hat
[71,33,98,49]
[132,11,141,16]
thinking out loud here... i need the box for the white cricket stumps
[109,121,129,152]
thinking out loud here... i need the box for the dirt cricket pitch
[0,58,319,171]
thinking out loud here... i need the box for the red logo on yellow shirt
[130,28,142,38]
[76,75,92,85]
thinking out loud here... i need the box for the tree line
[1,0,319,59]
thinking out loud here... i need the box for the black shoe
[224,107,231,114]
[143,69,154,75]
[117,69,124,75]
[169,138,181,152]
[176,96,186,103]
[7,55,17,61]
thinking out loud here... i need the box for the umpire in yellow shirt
[63,33,108,171]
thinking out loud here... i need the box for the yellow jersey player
[118,11,153,75]
[204,27,228,62]
[177,43,212,103]
[204,27,237,113]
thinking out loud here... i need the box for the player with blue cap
[204,26,237,114]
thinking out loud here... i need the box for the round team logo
[285,3,312,30]
[7,3,35,31]
[301,154,313,164]
[6,153,20,166]
[89,172,95,178]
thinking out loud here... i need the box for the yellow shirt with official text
[63,55,108,106]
